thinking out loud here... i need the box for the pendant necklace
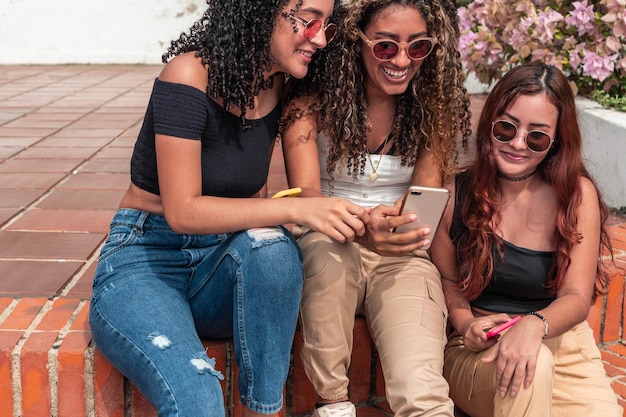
[497,169,537,182]
[366,114,394,182]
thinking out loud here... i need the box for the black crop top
[450,172,556,313]
[130,79,281,197]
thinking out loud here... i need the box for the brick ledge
[0,224,624,416]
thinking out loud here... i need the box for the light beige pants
[444,321,622,417]
[296,229,454,417]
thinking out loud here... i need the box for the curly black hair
[162,0,306,120]
[281,0,472,180]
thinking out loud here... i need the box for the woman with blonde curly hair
[280,1,472,416]
[88,1,370,416]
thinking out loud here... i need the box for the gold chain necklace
[366,113,394,182]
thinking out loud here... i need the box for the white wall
[464,72,492,95]
[577,97,626,209]
[0,0,205,64]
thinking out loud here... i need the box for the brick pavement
[0,65,625,416]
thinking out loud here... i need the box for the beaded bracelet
[526,311,549,339]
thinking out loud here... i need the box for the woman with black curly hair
[88,1,366,416]
[280,0,472,416]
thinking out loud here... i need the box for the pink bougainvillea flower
[568,43,587,71]
[601,3,626,37]
[459,32,479,50]
[509,28,531,51]
[457,0,625,94]
[566,0,597,36]
[582,51,618,81]
[457,7,473,32]
[536,9,565,43]
[606,35,623,52]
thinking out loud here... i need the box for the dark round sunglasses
[357,28,438,61]
[288,14,338,44]
[491,120,554,153]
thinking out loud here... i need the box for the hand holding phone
[394,186,449,249]
[485,315,522,339]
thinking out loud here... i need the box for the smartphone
[394,186,449,249]
[485,315,522,339]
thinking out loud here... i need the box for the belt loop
[134,211,150,237]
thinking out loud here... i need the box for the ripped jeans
[89,209,303,417]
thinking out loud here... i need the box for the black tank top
[131,78,281,197]
[450,172,556,313]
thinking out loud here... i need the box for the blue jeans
[89,209,303,417]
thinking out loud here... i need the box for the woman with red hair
[431,62,622,417]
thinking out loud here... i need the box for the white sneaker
[311,401,356,417]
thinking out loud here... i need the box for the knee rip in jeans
[147,333,224,380]
[247,227,287,248]
[148,332,172,349]
[191,353,225,380]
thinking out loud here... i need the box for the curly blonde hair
[281,0,472,180]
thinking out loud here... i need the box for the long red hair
[457,63,614,301]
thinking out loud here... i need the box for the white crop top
[317,132,414,208]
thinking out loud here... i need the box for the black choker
[497,170,537,182]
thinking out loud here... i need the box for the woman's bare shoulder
[577,176,601,215]
[158,52,208,92]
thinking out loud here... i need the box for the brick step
[0,300,387,417]
[1,225,625,416]
[0,298,468,417]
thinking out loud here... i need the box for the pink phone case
[485,315,522,339]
